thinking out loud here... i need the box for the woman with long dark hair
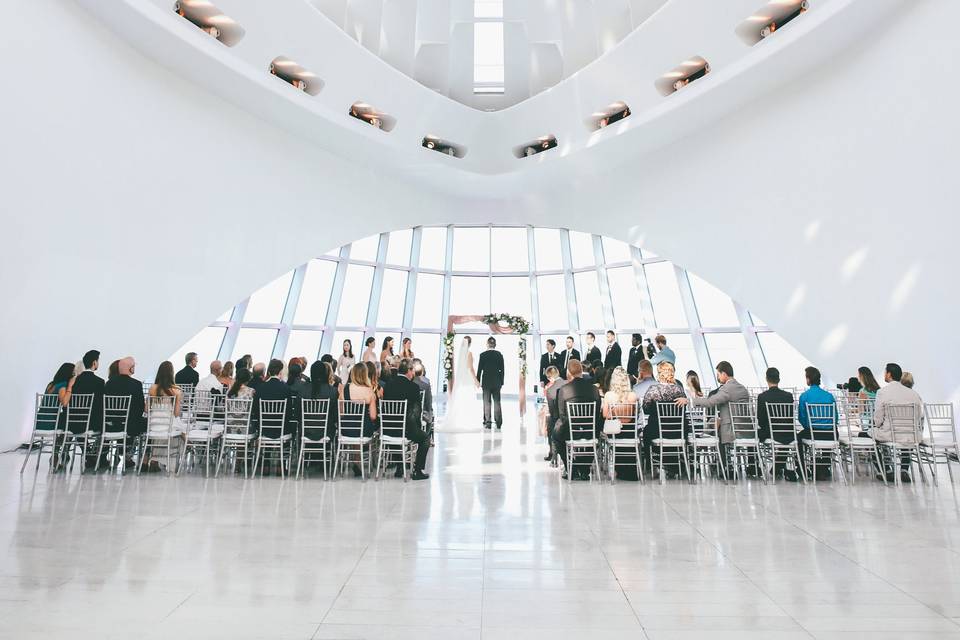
[46,362,76,407]
[107,360,121,381]
[337,339,355,383]
[379,336,395,370]
[400,337,414,359]
[149,361,183,418]
[286,362,311,398]
[227,368,254,399]
[857,366,880,399]
[685,370,703,399]
[309,361,339,439]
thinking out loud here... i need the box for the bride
[441,336,482,432]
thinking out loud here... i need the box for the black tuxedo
[626,346,643,381]
[539,351,560,386]
[584,346,602,365]
[552,377,602,469]
[175,366,199,387]
[71,370,105,434]
[383,375,429,471]
[603,342,622,369]
[477,349,505,428]
[252,378,296,438]
[103,374,146,437]
[559,348,581,377]
[756,386,795,443]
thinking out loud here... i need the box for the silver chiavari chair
[652,402,688,484]
[216,397,255,477]
[765,402,805,483]
[922,403,958,485]
[140,395,182,474]
[878,403,925,486]
[801,403,845,484]
[253,399,293,478]
[179,383,196,423]
[59,393,95,473]
[604,402,642,484]
[729,402,766,483]
[335,400,375,481]
[181,391,224,476]
[837,395,881,484]
[688,405,726,483]
[20,393,65,474]
[566,401,600,483]
[377,399,413,481]
[298,398,332,479]
[96,395,132,473]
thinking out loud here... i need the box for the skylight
[473,1,504,95]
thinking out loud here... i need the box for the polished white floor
[4,402,960,639]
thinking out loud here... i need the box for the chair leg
[20,437,35,474]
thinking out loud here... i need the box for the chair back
[730,402,758,442]
[888,403,920,445]
[258,399,288,437]
[147,395,176,436]
[102,395,132,435]
[766,402,797,443]
[180,383,196,415]
[656,402,684,440]
[224,398,253,438]
[66,394,95,434]
[689,405,718,439]
[806,403,837,441]
[193,390,225,429]
[608,403,638,439]
[34,393,62,431]
[568,401,597,440]
[924,403,957,446]
[301,398,330,441]
[338,399,366,439]
[379,399,408,440]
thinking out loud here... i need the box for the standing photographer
[650,335,676,367]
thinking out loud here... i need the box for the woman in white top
[400,337,414,360]
[337,339,355,382]
[379,336,395,370]
[361,336,378,370]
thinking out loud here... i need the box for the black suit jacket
[72,370,105,433]
[477,350,505,389]
[103,374,146,436]
[175,366,199,386]
[383,375,425,437]
[756,387,794,443]
[556,378,602,439]
[252,378,296,437]
[584,346,602,365]
[626,346,643,379]
[603,342,622,369]
[539,351,560,385]
[559,349,580,377]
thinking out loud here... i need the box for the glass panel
[231,328,278,365]
[411,332,442,383]
[688,273,739,327]
[491,276,532,319]
[386,229,412,266]
[661,333,701,387]
[606,266,644,329]
[644,262,687,328]
[419,227,448,271]
[449,276,490,315]
[750,312,767,327]
[491,227,528,272]
[337,265,374,326]
[573,271,604,331]
[536,274,568,331]
[496,334,524,393]
[704,333,760,388]
[324,247,340,257]
[293,259,337,325]
[349,233,380,262]
[602,237,632,264]
[216,308,233,322]
[413,273,444,328]
[568,231,595,269]
[474,22,504,86]
[284,330,323,362]
[169,326,226,373]
[377,269,408,328]
[475,0,503,18]
[534,228,562,271]
[452,227,490,272]
[756,332,811,390]
[243,271,293,324]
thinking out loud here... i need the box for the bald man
[104,356,146,440]
[196,360,223,394]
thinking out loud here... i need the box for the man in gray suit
[676,361,749,466]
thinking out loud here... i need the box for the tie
[565,350,570,367]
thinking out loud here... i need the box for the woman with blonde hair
[641,361,688,472]
[602,366,638,423]
[218,361,235,388]
[339,363,379,438]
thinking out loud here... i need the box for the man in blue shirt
[797,366,837,480]
[650,335,676,367]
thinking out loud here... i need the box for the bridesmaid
[400,337,414,359]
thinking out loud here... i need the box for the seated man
[71,349,106,467]
[103,357,146,467]
[175,352,199,387]
[196,360,223,394]
[543,365,566,462]
[552,360,601,480]
[252,359,296,440]
[756,367,798,479]
[411,358,434,442]
[872,362,923,482]
[632,359,656,400]
[797,366,837,480]
[676,361,749,464]
[382,359,430,480]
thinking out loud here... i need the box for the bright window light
[475,0,503,18]
[474,22,504,94]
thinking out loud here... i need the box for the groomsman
[540,339,560,386]
[560,336,580,377]
[583,332,602,365]
[626,334,643,384]
[603,330,622,369]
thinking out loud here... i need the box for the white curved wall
[1,0,957,447]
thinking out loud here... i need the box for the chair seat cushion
[100,431,127,440]
[652,438,685,447]
[840,436,876,447]
[568,439,597,447]
[302,436,330,444]
[259,434,293,442]
[223,433,255,442]
[187,429,221,440]
[380,435,410,444]
[734,438,759,446]
[610,438,641,446]
[147,430,182,438]
[802,439,838,448]
[690,436,719,446]
[339,436,373,444]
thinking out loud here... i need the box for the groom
[476,337,505,430]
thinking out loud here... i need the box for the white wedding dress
[438,337,483,432]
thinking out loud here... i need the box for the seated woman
[43,362,76,470]
[145,361,186,472]
[339,363,379,438]
[602,367,638,430]
[685,370,703,400]
[641,361,688,475]
[218,361,235,389]
[227,368,255,400]
[309,361,340,440]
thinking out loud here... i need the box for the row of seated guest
[538,332,679,388]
